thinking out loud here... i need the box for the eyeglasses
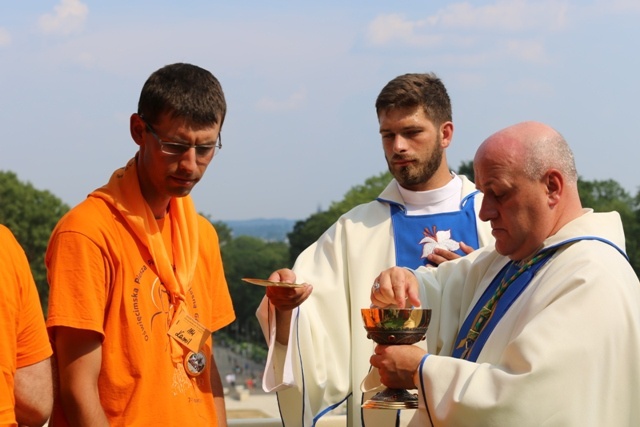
[141,117,222,158]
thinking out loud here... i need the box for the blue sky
[1,0,639,221]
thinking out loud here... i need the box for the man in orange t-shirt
[0,224,53,426]
[46,63,235,426]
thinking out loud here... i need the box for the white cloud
[427,0,570,32]
[505,39,549,64]
[366,0,571,48]
[599,0,640,13]
[0,28,11,46]
[367,14,444,47]
[38,0,89,36]
[255,88,307,112]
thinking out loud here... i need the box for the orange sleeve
[1,226,52,369]
[15,264,52,368]
[0,225,51,426]
[46,229,109,337]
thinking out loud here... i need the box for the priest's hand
[371,267,421,309]
[265,268,313,312]
[265,268,313,346]
[427,241,474,265]
[370,344,426,390]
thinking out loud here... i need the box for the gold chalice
[361,307,432,410]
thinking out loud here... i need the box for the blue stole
[451,251,554,362]
[451,237,628,362]
[386,192,480,269]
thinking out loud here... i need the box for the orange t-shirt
[46,198,235,426]
[0,225,52,426]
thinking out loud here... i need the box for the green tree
[327,171,393,216]
[208,218,232,247]
[578,178,639,275]
[219,234,289,342]
[456,160,475,182]
[288,171,392,262]
[0,171,69,311]
[578,178,633,208]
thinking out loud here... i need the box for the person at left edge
[0,224,53,427]
[45,63,235,426]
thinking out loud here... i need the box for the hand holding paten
[265,268,313,312]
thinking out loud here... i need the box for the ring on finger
[372,281,381,293]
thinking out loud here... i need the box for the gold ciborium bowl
[361,307,431,345]
[361,307,432,410]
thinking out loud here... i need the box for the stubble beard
[389,140,444,188]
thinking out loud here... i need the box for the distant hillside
[222,218,297,242]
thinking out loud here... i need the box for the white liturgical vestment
[410,210,640,427]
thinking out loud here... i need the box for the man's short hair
[137,63,226,127]
[375,72,452,126]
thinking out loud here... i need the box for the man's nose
[178,147,199,172]
[479,198,497,222]
[392,135,410,153]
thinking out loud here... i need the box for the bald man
[369,121,640,426]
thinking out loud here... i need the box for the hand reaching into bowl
[371,267,421,309]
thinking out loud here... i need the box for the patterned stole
[453,249,556,361]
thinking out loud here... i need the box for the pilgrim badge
[167,305,211,354]
[184,351,207,376]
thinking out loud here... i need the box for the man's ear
[440,121,454,149]
[546,169,563,208]
[130,114,145,147]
